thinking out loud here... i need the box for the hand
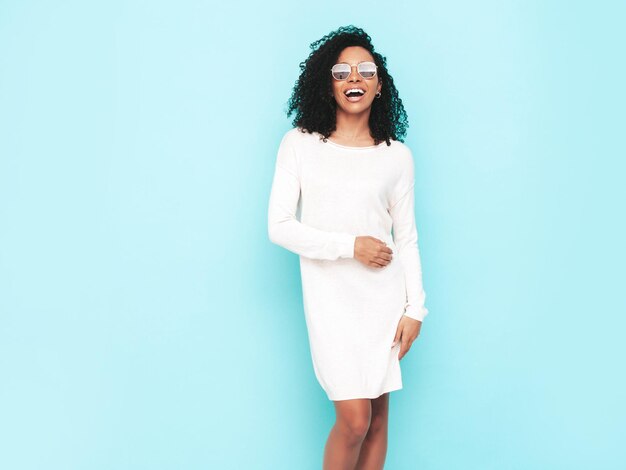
[354,236,393,268]
[392,315,422,360]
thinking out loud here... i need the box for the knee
[338,416,371,442]
[367,413,388,435]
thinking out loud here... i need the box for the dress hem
[327,384,403,402]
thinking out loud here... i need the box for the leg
[354,392,390,470]
[323,398,372,470]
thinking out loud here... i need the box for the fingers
[400,337,413,360]
[376,241,393,255]
[371,248,393,267]
[394,321,417,360]
[391,324,401,349]
[368,260,387,268]
[373,238,394,255]
[369,259,389,268]
[369,254,392,267]
[357,237,394,268]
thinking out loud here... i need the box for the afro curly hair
[285,25,409,147]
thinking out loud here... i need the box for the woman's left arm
[389,169,428,359]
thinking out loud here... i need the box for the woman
[268,25,429,469]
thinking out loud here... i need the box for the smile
[344,87,366,102]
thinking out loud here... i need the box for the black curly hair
[285,25,409,146]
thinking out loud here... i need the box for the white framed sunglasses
[330,61,378,80]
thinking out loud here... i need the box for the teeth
[345,88,365,95]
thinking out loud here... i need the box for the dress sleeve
[268,133,357,260]
[388,151,429,322]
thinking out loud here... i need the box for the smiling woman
[269,25,429,469]
[285,25,409,148]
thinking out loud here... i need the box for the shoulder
[386,139,414,170]
[389,139,412,155]
[279,126,320,148]
[275,127,316,172]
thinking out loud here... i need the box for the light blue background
[1,1,624,469]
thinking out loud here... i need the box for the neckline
[317,132,386,150]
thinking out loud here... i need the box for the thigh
[369,392,390,432]
[371,392,389,418]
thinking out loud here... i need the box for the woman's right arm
[267,134,356,260]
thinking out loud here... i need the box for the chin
[339,104,372,113]
[336,97,370,110]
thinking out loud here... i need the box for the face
[330,46,382,115]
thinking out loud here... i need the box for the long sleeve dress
[267,127,429,401]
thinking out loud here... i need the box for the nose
[347,65,361,82]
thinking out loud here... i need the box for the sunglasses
[330,61,378,80]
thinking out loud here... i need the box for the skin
[322,46,422,470]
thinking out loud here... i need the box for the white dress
[268,127,429,401]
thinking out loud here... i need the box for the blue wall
[1,1,624,469]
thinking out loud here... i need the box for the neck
[334,107,372,138]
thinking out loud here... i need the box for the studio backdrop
[0,1,624,469]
